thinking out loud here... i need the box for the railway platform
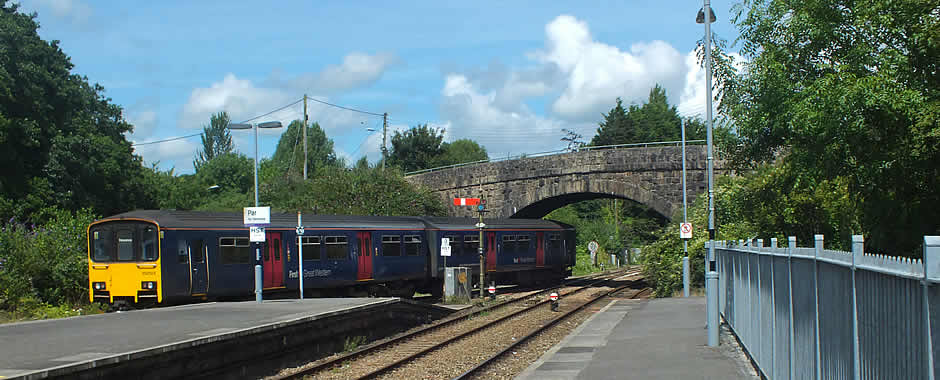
[0,298,451,379]
[515,296,759,380]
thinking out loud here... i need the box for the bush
[0,207,98,313]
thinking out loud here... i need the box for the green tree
[591,86,708,146]
[193,112,233,170]
[0,2,153,221]
[436,139,488,167]
[387,124,446,172]
[195,153,253,195]
[267,120,337,180]
[715,0,940,254]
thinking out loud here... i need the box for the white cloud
[24,0,92,23]
[536,15,687,118]
[677,49,746,119]
[270,52,398,94]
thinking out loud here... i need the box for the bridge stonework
[406,146,722,220]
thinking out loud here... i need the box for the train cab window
[190,240,205,263]
[444,235,460,256]
[325,236,348,260]
[464,235,480,256]
[502,235,516,253]
[117,229,135,261]
[404,235,421,256]
[141,226,158,261]
[517,235,531,251]
[382,235,401,257]
[92,229,113,262]
[302,237,321,261]
[220,237,250,264]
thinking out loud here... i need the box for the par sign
[243,207,270,225]
[680,223,693,239]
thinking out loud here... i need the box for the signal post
[454,197,487,299]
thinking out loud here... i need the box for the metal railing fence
[403,139,706,176]
[717,235,940,380]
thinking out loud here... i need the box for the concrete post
[707,266,719,346]
[683,256,690,298]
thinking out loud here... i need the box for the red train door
[264,232,283,288]
[486,232,497,271]
[536,232,545,267]
[357,232,373,280]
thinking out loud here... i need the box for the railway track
[268,268,644,380]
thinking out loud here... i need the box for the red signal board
[453,197,481,206]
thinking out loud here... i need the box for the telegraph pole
[382,112,388,171]
[303,94,308,180]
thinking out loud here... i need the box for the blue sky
[18,0,742,174]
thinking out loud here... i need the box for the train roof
[420,216,568,230]
[95,210,428,230]
[94,210,574,231]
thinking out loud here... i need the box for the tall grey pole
[253,123,262,303]
[682,120,690,298]
[703,0,719,347]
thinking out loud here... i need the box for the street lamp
[697,0,719,348]
[227,121,283,207]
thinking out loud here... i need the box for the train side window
[444,234,460,256]
[141,226,158,261]
[404,235,421,256]
[382,235,401,257]
[464,235,479,256]
[502,235,516,253]
[117,229,135,261]
[549,234,560,253]
[191,240,205,263]
[178,240,188,264]
[220,237,251,264]
[325,236,348,260]
[517,235,531,251]
[92,229,113,262]
[302,236,321,261]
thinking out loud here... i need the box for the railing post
[851,235,863,380]
[788,236,797,380]
[757,238,764,367]
[923,236,939,380]
[770,237,777,378]
[814,234,824,380]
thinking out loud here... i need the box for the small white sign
[440,245,452,257]
[475,222,486,228]
[296,226,305,235]
[588,240,599,253]
[441,238,450,247]
[243,207,271,225]
[680,223,693,239]
[250,226,266,242]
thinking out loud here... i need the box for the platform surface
[515,296,759,380]
[0,298,395,379]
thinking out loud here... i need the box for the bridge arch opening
[510,192,670,223]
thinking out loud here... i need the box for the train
[87,210,576,306]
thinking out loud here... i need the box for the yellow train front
[87,217,163,307]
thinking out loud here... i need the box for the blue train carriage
[87,210,440,306]
[422,217,576,286]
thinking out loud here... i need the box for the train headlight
[141,281,156,290]
[93,282,106,290]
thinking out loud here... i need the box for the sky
[18,0,742,174]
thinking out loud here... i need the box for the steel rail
[272,269,637,380]
[452,283,652,380]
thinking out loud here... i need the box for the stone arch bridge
[405,143,725,220]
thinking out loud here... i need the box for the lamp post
[227,121,283,207]
[227,121,282,303]
[697,0,719,348]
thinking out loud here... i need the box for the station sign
[440,245,452,257]
[680,223,693,239]
[244,206,270,225]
